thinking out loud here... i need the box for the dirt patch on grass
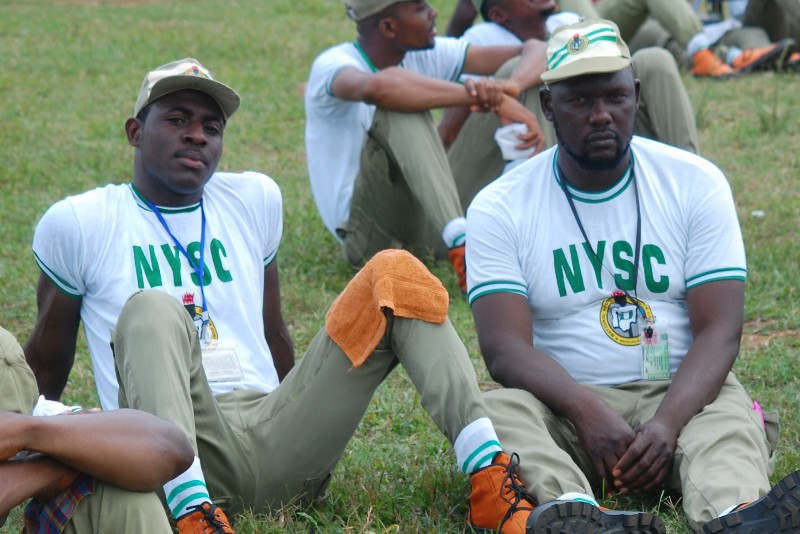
[741,319,798,349]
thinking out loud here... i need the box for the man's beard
[554,121,632,172]
[540,7,556,18]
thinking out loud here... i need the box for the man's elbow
[481,348,512,387]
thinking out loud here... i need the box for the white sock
[719,503,741,516]
[163,456,211,519]
[557,492,599,507]
[455,417,503,474]
[726,47,743,65]
[686,19,743,57]
[442,217,466,249]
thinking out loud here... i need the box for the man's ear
[377,16,398,38]
[539,87,554,122]
[125,117,142,148]
[488,5,507,25]
[633,78,641,110]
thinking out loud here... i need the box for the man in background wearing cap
[466,18,799,534]
[0,326,192,533]
[25,57,564,534]
[305,0,548,294]
[440,0,699,211]
[448,0,797,77]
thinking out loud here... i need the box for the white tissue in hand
[494,123,536,161]
[32,395,81,416]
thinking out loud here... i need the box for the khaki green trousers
[61,482,172,534]
[113,289,488,516]
[0,327,171,534]
[743,0,800,42]
[484,373,775,530]
[341,108,463,265]
[558,0,703,47]
[448,49,698,211]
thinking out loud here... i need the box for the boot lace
[186,504,230,533]
[500,452,537,524]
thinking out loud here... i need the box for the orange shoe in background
[448,244,467,294]
[732,38,795,72]
[692,48,736,78]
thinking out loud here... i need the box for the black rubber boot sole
[528,500,666,534]
[697,470,800,533]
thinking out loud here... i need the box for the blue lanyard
[143,196,211,342]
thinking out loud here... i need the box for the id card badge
[641,317,670,380]
[201,339,245,382]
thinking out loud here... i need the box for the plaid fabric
[23,475,95,534]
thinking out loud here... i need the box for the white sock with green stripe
[557,492,599,507]
[442,217,466,249]
[455,417,503,474]
[164,456,211,519]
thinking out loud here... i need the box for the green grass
[1,1,798,532]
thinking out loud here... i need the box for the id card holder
[201,339,245,382]
[641,317,670,380]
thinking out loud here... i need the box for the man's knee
[632,47,680,79]
[117,290,191,334]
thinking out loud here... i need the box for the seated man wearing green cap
[0,326,192,533]
[466,18,799,534]
[440,0,700,211]
[304,0,548,293]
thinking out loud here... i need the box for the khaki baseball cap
[345,0,400,21]
[133,58,241,120]
[0,327,38,415]
[540,19,631,84]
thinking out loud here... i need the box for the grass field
[1,1,798,532]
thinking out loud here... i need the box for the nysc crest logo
[599,291,653,346]
[568,33,589,55]
[182,292,218,341]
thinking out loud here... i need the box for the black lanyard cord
[556,153,645,318]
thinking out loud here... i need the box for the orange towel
[325,249,449,367]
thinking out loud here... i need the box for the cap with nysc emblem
[133,58,241,120]
[344,0,401,21]
[541,19,631,85]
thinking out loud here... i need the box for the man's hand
[464,77,505,112]
[571,395,637,490]
[611,417,678,494]
[493,95,545,154]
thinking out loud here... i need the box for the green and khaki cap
[345,0,401,21]
[541,19,631,84]
[133,58,241,120]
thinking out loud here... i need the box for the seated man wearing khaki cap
[467,18,799,534]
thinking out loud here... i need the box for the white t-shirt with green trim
[33,172,283,409]
[305,37,470,239]
[466,136,746,386]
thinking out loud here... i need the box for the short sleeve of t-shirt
[306,44,367,118]
[466,177,531,304]
[33,198,85,297]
